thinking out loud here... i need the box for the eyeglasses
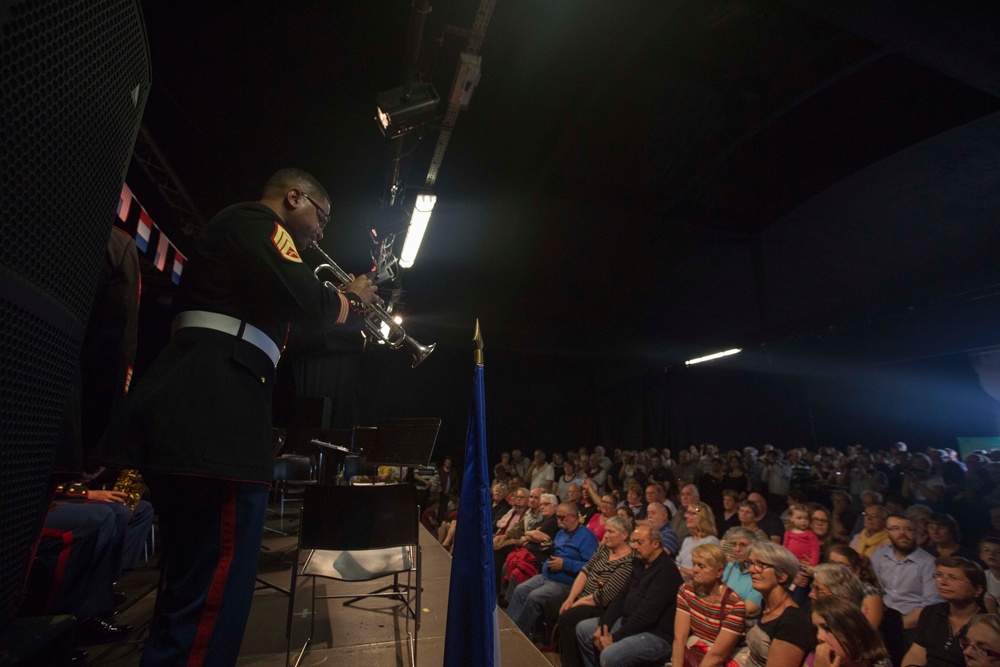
[742,560,776,572]
[980,547,1000,556]
[959,638,1000,660]
[810,517,830,524]
[301,192,330,230]
[685,507,701,515]
[556,514,570,520]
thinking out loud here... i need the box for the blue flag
[443,362,500,666]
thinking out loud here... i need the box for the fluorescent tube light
[684,348,742,366]
[399,193,436,268]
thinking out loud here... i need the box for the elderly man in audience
[645,481,678,520]
[494,487,529,546]
[507,501,599,638]
[645,501,680,558]
[575,524,683,667]
[526,449,556,492]
[871,512,944,667]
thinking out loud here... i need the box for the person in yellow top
[850,505,891,557]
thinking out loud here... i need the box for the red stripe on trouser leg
[186,482,237,666]
[40,528,73,613]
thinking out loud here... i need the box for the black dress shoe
[68,649,89,664]
[76,617,134,645]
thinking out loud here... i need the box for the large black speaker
[0,0,150,629]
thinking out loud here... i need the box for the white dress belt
[171,310,280,366]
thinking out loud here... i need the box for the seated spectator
[809,505,834,562]
[902,453,946,510]
[748,492,785,545]
[672,484,700,544]
[722,529,763,618]
[849,505,890,558]
[551,516,635,667]
[507,501,598,638]
[828,544,884,628]
[811,596,891,667]
[525,449,556,492]
[830,490,855,545]
[490,481,511,531]
[582,454,609,492]
[963,614,1000,667]
[677,501,721,579]
[494,488,529,544]
[906,503,935,549]
[783,503,820,568]
[586,492,619,543]
[645,501,680,557]
[979,537,1000,606]
[619,483,648,522]
[902,556,990,667]
[872,513,944,667]
[557,460,584,501]
[847,490,884,540]
[744,541,815,667]
[672,543,747,667]
[809,563,869,624]
[720,489,741,531]
[646,481,678,519]
[501,493,559,600]
[575,524,683,667]
[647,455,678,497]
[722,500,770,560]
[927,513,982,563]
[566,482,596,523]
[616,505,638,533]
[494,451,514,483]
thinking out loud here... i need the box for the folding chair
[267,454,315,535]
[285,483,421,667]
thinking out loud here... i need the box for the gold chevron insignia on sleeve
[270,222,303,262]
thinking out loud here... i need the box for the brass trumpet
[309,243,436,367]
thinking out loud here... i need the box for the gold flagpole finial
[474,319,484,365]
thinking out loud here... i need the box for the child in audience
[782,503,820,567]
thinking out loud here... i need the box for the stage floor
[91,509,555,666]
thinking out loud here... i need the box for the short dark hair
[263,168,329,201]
[928,513,961,542]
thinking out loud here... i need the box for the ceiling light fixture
[399,193,436,268]
[684,348,742,366]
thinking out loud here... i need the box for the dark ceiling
[132,0,1000,368]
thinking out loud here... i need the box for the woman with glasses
[962,614,1000,667]
[677,502,721,579]
[811,596,891,667]
[552,516,635,667]
[808,505,834,562]
[744,541,815,667]
[827,545,884,628]
[586,493,620,543]
[672,543,748,667]
[723,530,763,619]
[902,556,989,667]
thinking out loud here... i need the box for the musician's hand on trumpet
[343,272,383,307]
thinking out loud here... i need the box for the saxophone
[113,468,147,512]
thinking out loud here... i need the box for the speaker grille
[0,0,150,629]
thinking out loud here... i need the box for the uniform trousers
[141,473,268,667]
[23,501,120,618]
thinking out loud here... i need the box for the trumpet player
[98,168,380,667]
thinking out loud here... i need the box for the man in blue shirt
[507,501,598,638]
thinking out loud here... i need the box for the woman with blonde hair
[811,595,891,667]
[677,501,721,579]
[672,543,748,667]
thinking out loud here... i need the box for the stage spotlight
[684,348,742,366]
[375,82,440,139]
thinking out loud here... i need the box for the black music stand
[350,417,441,469]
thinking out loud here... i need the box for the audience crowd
[419,441,1000,667]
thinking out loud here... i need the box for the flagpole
[443,318,499,667]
